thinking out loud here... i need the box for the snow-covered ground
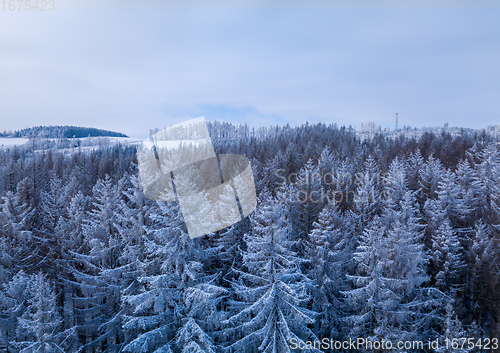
[0,138,30,147]
[51,136,142,154]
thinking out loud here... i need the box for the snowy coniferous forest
[0,122,499,352]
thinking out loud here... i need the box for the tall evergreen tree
[309,201,355,340]
[15,272,75,353]
[71,175,126,352]
[225,192,319,353]
[122,201,218,353]
[431,221,465,295]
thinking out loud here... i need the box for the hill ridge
[0,125,128,138]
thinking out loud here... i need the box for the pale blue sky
[1,0,499,137]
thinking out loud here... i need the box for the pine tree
[437,169,470,228]
[0,270,30,352]
[455,159,481,226]
[436,302,470,353]
[471,143,499,225]
[262,150,288,193]
[331,159,356,212]
[382,157,408,212]
[214,219,243,260]
[423,198,447,251]
[407,149,425,192]
[345,191,438,347]
[419,155,445,200]
[116,173,149,285]
[289,159,322,257]
[353,155,381,232]
[431,221,465,295]
[317,147,337,193]
[71,175,126,352]
[344,217,388,342]
[38,174,65,234]
[122,201,216,353]
[175,318,216,353]
[490,161,500,228]
[15,272,75,352]
[308,201,355,340]
[56,191,90,350]
[0,191,34,275]
[466,220,500,336]
[225,192,319,353]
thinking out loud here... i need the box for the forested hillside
[0,125,128,139]
[0,122,499,352]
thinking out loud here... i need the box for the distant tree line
[0,125,128,139]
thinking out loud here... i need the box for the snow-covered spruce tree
[0,236,13,284]
[423,198,447,250]
[353,155,381,233]
[466,220,500,336]
[71,174,126,352]
[106,173,152,348]
[214,219,249,274]
[331,159,356,212]
[407,149,425,192]
[261,150,288,193]
[381,157,408,213]
[490,161,500,229]
[0,190,34,277]
[385,181,441,342]
[343,216,388,342]
[455,159,485,227]
[317,147,336,195]
[175,318,215,353]
[173,186,227,351]
[288,159,322,258]
[436,302,471,353]
[431,221,465,296]
[471,143,499,225]
[308,200,355,340]
[116,173,150,283]
[174,270,226,353]
[121,200,185,353]
[0,270,30,351]
[345,160,440,348]
[1,271,74,352]
[37,173,78,327]
[122,197,221,353]
[55,190,90,351]
[345,208,438,347]
[15,272,75,353]
[225,191,320,353]
[436,169,471,229]
[38,173,65,234]
[418,154,445,201]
